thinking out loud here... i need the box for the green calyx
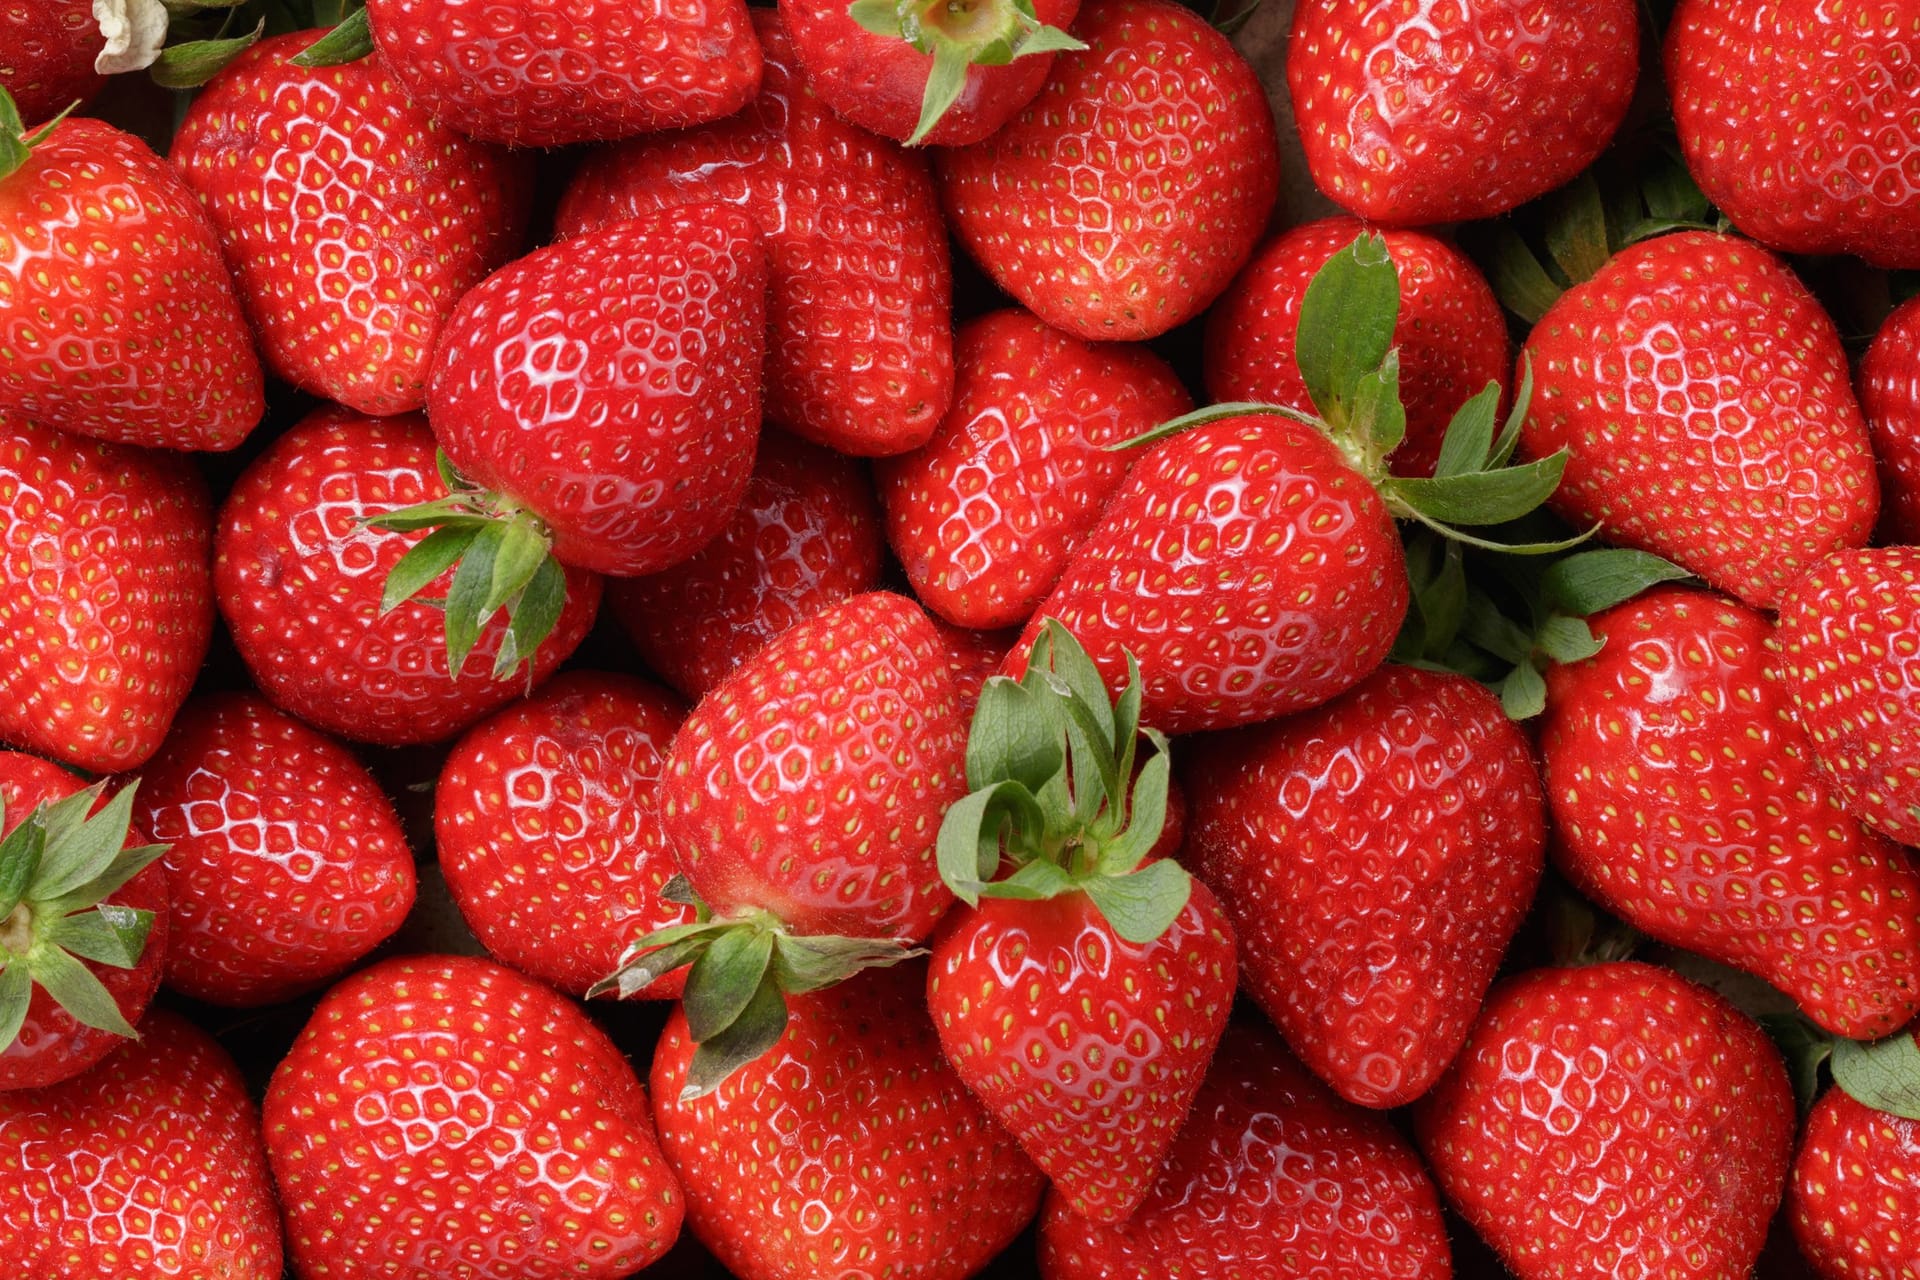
[290,6,374,68]
[1761,1013,1920,1123]
[847,0,1085,144]
[0,87,80,184]
[937,621,1190,946]
[0,781,169,1053]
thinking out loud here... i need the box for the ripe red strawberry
[1858,294,1920,544]
[0,417,213,773]
[876,308,1192,630]
[0,1009,282,1278]
[0,107,263,452]
[267,954,684,1280]
[0,2,103,124]
[365,0,764,146]
[131,692,416,1007]
[651,963,1046,1280]
[938,0,1278,342]
[0,752,168,1092]
[1417,961,1794,1280]
[1206,218,1509,479]
[1038,1020,1453,1279]
[607,427,884,701]
[932,619,1016,714]
[215,407,600,748]
[1288,0,1638,226]
[1789,1030,1920,1280]
[1521,231,1877,610]
[1183,665,1546,1109]
[437,670,694,999]
[171,29,533,418]
[1542,586,1920,1040]
[556,10,952,457]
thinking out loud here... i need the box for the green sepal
[0,87,79,187]
[769,933,919,994]
[27,945,137,1038]
[1497,660,1548,721]
[0,964,28,1057]
[1483,224,1566,325]
[1295,233,1399,434]
[290,6,373,66]
[1542,174,1611,287]
[150,20,265,88]
[681,970,788,1100]
[967,677,1065,793]
[936,779,1048,903]
[1107,401,1321,454]
[1083,859,1192,946]
[977,858,1078,901]
[848,0,903,36]
[381,525,482,613]
[40,843,170,918]
[1432,382,1502,480]
[0,810,43,923]
[1538,548,1692,617]
[683,927,775,1043]
[1092,749,1169,876]
[1833,1032,1920,1122]
[32,784,146,902]
[43,905,154,970]
[1535,614,1602,666]
[1760,1013,1836,1117]
[858,0,1085,146]
[1383,451,1569,528]
[908,43,973,145]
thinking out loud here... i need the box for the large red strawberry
[1542,585,1920,1040]
[938,0,1277,342]
[877,309,1191,631]
[1859,294,1920,544]
[437,670,694,999]
[557,10,952,457]
[1789,1029,1920,1280]
[651,963,1045,1280]
[1183,664,1546,1109]
[0,2,103,124]
[171,29,533,417]
[131,693,416,1007]
[0,417,212,773]
[215,407,600,748]
[0,1009,282,1278]
[1521,231,1877,610]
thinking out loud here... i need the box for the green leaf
[936,782,1041,900]
[847,0,903,36]
[1760,1013,1835,1116]
[1386,452,1568,527]
[1295,234,1400,428]
[1108,401,1321,453]
[907,42,972,146]
[967,678,1066,793]
[1542,173,1611,287]
[150,21,265,89]
[1033,620,1114,746]
[1539,549,1691,617]
[290,6,373,65]
[1461,592,1534,666]
[41,843,169,917]
[1083,860,1192,945]
[1498,660,1548,721]
[1432,381,1503,480]
[681,971,789,1099]
[363,500,486,534]
[45,905,153,969]
[1833,1032,1920,1121]
[1643,150,1713,225]
[31,785,97,858]
[27,946,137,1038]
[660,873,702,909]
[381,525,480,613]
[487,516,550,617]
[32,785,140,903]
[497,553,567,679]
[0,819,44,924]
[590,933,715,1000]
[0,962,28,1053]
[1349,350,1406,460]
[683,927,776,1043]
[1536,614,1602,666]
[1095,750,1169,876]
[441,519,506,677]
[978,858,1078,900]
[1112,655,1143,779]
[1490,357,1534,468]
[769,934,916,994]
[1485,225,1565,324]
[1013,24,1085,55]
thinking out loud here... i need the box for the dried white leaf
[92,0,168,76]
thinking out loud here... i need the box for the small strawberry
[131,692,417,1007]
[1858,294,1920,544]
[608,428,884,701]
[0,1,103,124]
[267,954,683,1280]
[437,670,694,999]
[0,416,213,773]
[651,963,1046,1280]
[938,0,1278,342]
[0,1009,282,1278]
[1416,961,1794,1280]
[1789,1029,1920,1280]
[877,309,1192,631]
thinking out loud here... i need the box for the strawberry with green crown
[1788,1026,1920,1280]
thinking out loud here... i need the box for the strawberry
[1542,585,1920,1040]
[556,10,952,458]
[0,1008,282,1278]
[0,417,213,773]
[1205,218,1509,479]
[171,29,533,418]
[0,101,263,452]
[1038,1020,1453,1279]
[437,670,694,999]
[0,2,103,125]
[933,619,1017,714]
[607,427,884,701]
[0,752,168,1092]
[876,309,1192,631]
[1668,0,1920,267]
[651,963,1046,1280]
[363,0,764,146]
[937,0,1278,342]
[214,407,601,748]
[1520,231,1878,610]
[1416,961,1794,1280]
[1859,294,1920,544]
[266,954,684,1280]
[1789,1029,1920,1280]
[131,692,416,1007]
[1183,664,1546,1110]
[1287,0,1639,226]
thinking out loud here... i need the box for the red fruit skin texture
[1287,0,1637,226]
[661,592,967,942]
[1668,0,1920,268]
[926,880,1237,1225]
[878,309,1193,631]
[1012,414,1408,736]
[778,0,1080,146]
[1790,1065,1920,1280]
[0,752,167,1093]
[437,670,695,999]
[215,407,601,748]
[1520,231,1878,610]
[0,418,214,773]
[932,619,1018,715]
[430,205,766,577]
[1205,219,1509,479]
[266,955,684,1280]
[938,0,1278,343]
[366,0,764,147]
[133,693,417,1008]
[1416,962,1793,1280]
[1183,665,1545,1111]
[556,11,952,458]
[1859,294,1920,544]
[608,427,884,700]
[651,964,1046,1280]
[1542,586,1920,1040]
[0,0,103,125]
[0,119,264,452]
[0,1010,282,1279]
[171,30,534,418]
[1038,1020,1454,1280]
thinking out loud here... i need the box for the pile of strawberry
[4,0,1920,1277]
